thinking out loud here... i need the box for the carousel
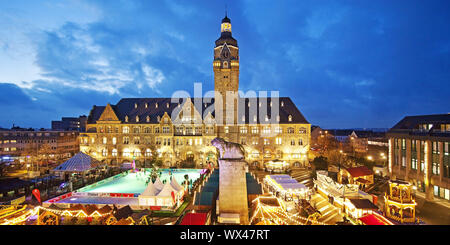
[384,180,417,224]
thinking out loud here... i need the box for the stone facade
[218,159,249,224]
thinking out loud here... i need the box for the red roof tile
[346,166,373,177]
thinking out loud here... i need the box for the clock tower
[214,15,239,127]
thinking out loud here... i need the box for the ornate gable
[97,103,120,123]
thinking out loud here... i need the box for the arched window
[136,116,139,122]
[288,115,292,122]
[146,116,150,122]
[102,149,108,157]
[145,149,152,157]
[134,149,141,157]
[125,115,129,122]
[123,149,130,157]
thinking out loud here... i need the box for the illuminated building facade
[387,114,450,202]
[0,129,79,163]
[80,15,311,168]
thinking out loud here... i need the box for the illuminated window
[264,139,270,145]
[275,138,282,145]
[136,116,139,122]
[134,137,140,144]
[145,149,152,157]
[134,149,141,157]
[112,149,117,157]
[252,127,259,134]
[102,149,108,157]
[123,149,130,157]
[123,126,129,134]
[102,137,107,144]
[112,137,117,145]
[224,126,229,134]
[123,137,129,144]
[125,116,128,122]
[240,127,247,134]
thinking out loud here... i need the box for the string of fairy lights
[250,196,329,225]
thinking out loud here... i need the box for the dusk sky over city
[0,0,449,129]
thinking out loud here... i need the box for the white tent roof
[157,182,178,197]
[53,152,102,172]
[139,180,159,197]
[170,177,184,192]
[154,177,164,191]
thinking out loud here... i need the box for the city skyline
[1,0,450,129]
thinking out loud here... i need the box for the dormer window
[136,116,139,122]
[277,115,280,122]
[265,115,269,122]
[166,103,169,108]
[288,115,292,122]
[242,115,245,122]
[134,103,138,109]
[259,102,261,107]
[157,116,161,122]
[270,101,272,107]
[155,103,158,108]
[145,103,148,108]
[281,101,284,107]
[125,115,129,122]
[253,115,257,122]
[146,116,150,122]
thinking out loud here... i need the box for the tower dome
[215,15,237,47]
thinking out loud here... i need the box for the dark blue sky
[0,0,449,129]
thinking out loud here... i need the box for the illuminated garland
[0,208,38,225]
[250,197,329,225]
[37,206,112,218]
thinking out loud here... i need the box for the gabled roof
[157,182,178,197]
[345,166,374,177]
[97,205,113,215]
[140,181,159,197]
[170,178,184,192]
[114,205,133,220]
[153,177,164,191]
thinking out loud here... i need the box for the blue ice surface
[79,168,202,194]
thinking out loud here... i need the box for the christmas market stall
[264,175,309,201]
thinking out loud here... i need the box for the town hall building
[80,15,311,168]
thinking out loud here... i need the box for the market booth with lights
[264,175,309,201]
[314,171,378,219]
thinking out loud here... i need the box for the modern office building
[387,114,450,201]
